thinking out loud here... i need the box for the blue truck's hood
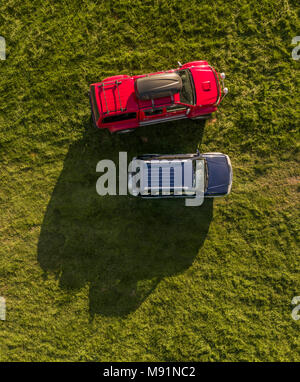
[204,155,231,195]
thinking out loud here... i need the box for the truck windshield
[176,69,195,105]
[192,158,208,190]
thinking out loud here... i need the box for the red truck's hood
[189,66,220,106]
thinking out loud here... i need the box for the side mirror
[223,87,228,95]
[220,72,226,80]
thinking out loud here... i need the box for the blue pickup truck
[128,151,232,200]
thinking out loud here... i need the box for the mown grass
[0,0,299,361]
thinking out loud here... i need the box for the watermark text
[292,36,300,60]
[0,36,6,60]
[96,152,204,206]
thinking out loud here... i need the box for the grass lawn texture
[0,0,299,361]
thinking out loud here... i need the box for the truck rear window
[144,108,163,116]
[102,112,137,124]
[166,104,187,112]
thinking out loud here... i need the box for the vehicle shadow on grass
[37,118,213,317]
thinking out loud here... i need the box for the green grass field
[0,0,299,361]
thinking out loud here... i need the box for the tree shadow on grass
[37,118,213,317]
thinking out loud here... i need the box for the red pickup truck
[89,60,228,134]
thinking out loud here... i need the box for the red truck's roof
[98,78,138,115]
[97,75,180,117]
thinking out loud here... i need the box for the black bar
[0,362,298,379]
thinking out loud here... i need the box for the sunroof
[141,160,194,195]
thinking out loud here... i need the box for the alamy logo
[0,36,6,60]
[291,296,300,321]
[292,36,300,61]
[96,152,204,206]
[0,297,6,321]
